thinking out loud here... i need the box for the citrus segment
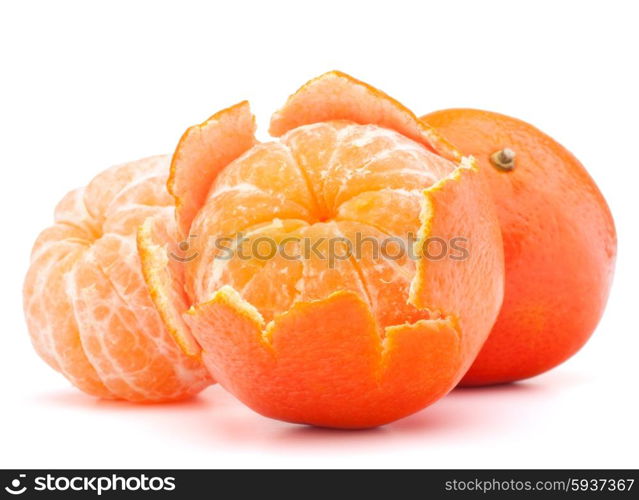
[72,233,209,401]
[24,221,113,398]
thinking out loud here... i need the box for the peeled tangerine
[24,156,212,402]
[138,72,505,428]
[422,109,616,385]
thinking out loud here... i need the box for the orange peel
[168,101,257,237]
[421,108,616,385]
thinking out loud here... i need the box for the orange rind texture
[185,288,461,428]
[410,159,505,370]
[146,71,505,427]
[421,109,616,385]
[270,71,460,162]
[24,156,212,402]
[168,101,257,237]
[137,215,201,356]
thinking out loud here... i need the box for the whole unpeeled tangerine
[421,109,616,385]
[139,72,505,427]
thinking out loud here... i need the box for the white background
[1,0,638,469]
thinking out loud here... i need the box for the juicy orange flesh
[188,121,457,328]
[24,156,212,402]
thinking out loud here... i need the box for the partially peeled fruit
[139,72,505,427]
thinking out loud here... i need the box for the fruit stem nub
[490,148,516,171]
